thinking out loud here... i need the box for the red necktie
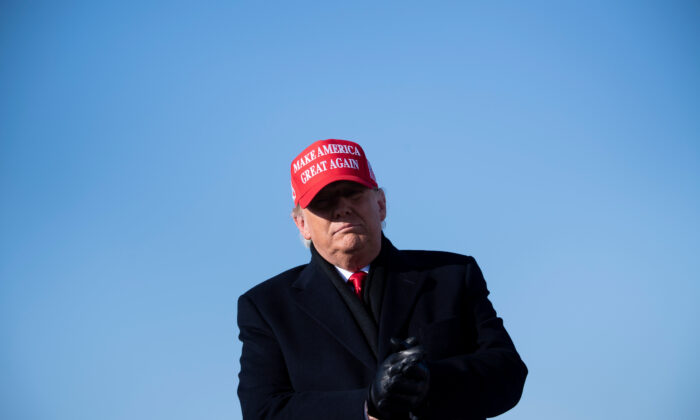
[348,271,367,298]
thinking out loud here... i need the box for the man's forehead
[314,181,368,198]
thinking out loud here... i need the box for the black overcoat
[237,238,527,419]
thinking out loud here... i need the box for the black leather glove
[368,337,430,419]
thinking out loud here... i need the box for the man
[237,139,527,420]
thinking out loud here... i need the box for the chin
[336,234,366,251]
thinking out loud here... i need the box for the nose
[332,196,353,219]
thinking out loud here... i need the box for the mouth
[334,223,360,234]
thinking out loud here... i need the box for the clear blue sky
[2,1,698,419]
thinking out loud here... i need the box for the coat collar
[291,257,377,369]
[290,235,426,366]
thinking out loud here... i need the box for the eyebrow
[314,186,365,201]
[328,186,364,196]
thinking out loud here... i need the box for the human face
[293,181,386,270]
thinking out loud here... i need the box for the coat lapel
[291,262,377,370]
[376,243,425,360]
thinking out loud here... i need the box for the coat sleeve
[237,294,368,420]
[424,260,528,419]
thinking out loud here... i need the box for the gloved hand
[368,337,430,419]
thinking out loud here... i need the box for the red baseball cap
[291,139,378,208]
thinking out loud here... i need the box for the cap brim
[297,175,377,208]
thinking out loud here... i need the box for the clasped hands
[368,337,429,420]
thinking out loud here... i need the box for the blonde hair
[291,205,312,248]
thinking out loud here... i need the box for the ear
[293,209,313,240]
[376,189,387,222]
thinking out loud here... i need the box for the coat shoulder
[397,249,476,270]
[240,263,307,301]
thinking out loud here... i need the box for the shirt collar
[335,265,370,282]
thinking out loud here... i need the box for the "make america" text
[292,143,362,174]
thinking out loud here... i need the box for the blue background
[2,1,698,419]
